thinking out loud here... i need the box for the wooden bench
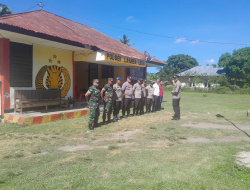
[14,90,68,114]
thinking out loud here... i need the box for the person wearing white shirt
[153,79,160,112]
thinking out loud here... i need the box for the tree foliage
[157,54,199,80]
[0,4,13,17]
[118,35,135,46]
[218,47,250,84]
[218,52,231,67]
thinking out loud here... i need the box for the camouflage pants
[88,104,100,124]
[103,99,113,120]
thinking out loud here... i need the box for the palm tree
[118,35,135,46]
[0,4,13,17]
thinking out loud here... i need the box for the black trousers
[146,98,153,112]
[140,97,146,114]
[172,99,180,119]
[133,98,141,115]
[159,96,163,110]
[122,98,132,116]
[153,95,160,111]
[113,101,121,117]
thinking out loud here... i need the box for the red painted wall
[0,38,10,117]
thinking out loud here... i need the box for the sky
[2,0,250,73]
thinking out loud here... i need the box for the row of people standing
[85,76,164,130]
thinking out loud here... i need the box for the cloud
[190,40,200,44]
[125,16,138,22]
[175,38,187,43]
[204,59,215,64]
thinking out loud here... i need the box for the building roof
[0,10,165,65]
[179,66,226,76]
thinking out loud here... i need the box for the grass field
[0,92,250,190]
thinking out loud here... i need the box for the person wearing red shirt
[159,81,164,110]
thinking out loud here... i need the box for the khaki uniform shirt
[133,83,142,99]
[146,85,154,99]
[172,80,181,99]
[113,83,122,101]
[122,81,133,98]
[141,84,146,98]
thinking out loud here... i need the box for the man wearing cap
[101,78,114,125]
[171,75,181,120]
[85,79,101,130]
[133,78,142,116]
[113,77,122,121]
[122,76,133,118]
[153,79,160,112]
[140,79,147,115]
[146,81,154,113]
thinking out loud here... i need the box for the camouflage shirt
[87,85,100,104]
[102,83,114,100]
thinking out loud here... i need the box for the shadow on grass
[216,114,250,138]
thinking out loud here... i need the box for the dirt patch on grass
[59,142,138,152]
[147,140,171,148]
[181,122,250,131]
[236,151,250,168]
[182,136,250,144]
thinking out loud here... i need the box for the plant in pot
[68,96,75,108]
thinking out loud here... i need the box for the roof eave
[0,23,100,51]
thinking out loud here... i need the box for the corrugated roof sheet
[0,10,165,65]
[179,66,226,76]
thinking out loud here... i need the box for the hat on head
[116,77,122,81]
[93,79,99,83]
[108,78,113,81]
[174,75,179,79]
[127,76,132,79]
[138,78,142,81]
[143,79,147,83]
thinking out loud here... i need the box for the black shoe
[171,118,180,120]
[108,119,114,124]
[88,123,94,130]
[116,116,121,120]
[128,114,133,117]
[138,114,141,116]
[123,115,127,119]
[103,120,108,125]
[145,112,148,114]
[94,123,102,128]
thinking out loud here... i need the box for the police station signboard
[105,52,146,67]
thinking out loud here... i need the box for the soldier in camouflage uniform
[85,79,101,130]
[101,78,114,125]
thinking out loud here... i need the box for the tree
[118,35,135,46]
[0,4,13,17]
[225,47,250,84]
[218,52,231,67]
[157,54,199,80]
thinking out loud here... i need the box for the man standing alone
[171,75,181,120]
[122,76,133,118]
[153,79,160,112]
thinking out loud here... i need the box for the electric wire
[14,4,250,46]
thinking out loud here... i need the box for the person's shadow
[216,114,250,138]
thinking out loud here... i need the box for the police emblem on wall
[35,54,71,98]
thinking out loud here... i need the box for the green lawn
[0,92,250,190]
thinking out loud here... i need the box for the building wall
[75,62,88,90]
[10,45,73,108]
